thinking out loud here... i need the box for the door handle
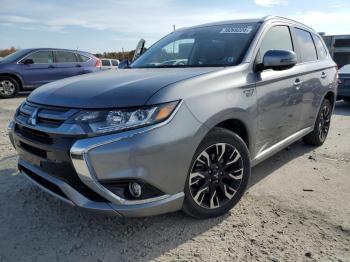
[294,78,303,85]
[294,79,303,89]
[321,72,327,79]
[48,65,55,68]
[76,64,82,68]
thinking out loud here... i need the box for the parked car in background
[0,48,102,98]
[101,58,119,70]
[338,65,350,102]
[322,34,350,69]
[0,57,3,61]
[8,16,337,219]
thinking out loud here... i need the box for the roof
[177,16,315,33]
[20,48,92,54]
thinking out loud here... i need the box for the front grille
[19,141,47,158]
[16,102,78,128]
[15,125,53,144]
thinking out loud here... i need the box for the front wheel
[0,77,19,98]
[303,99,332,146]
[182,128,250,219]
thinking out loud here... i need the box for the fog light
[129,182,142,198]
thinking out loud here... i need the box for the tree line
[0,47,16,57]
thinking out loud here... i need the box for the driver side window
[158,39,194,64]
[25,51,54,64]
[257,26,294,64]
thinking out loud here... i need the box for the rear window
[312,35,328,60]
[294,28,317,63]
[55,51,77,63]
[78,54,90,62]
[102,59,111,66]
[25,51,54,64]
[111,60,119,66]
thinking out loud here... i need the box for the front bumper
[9,102,207,217]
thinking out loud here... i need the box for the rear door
[53,51,80,79]
[18,50,56,87]
[255,25,304,151]
[291,28,329,129]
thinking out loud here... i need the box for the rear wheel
[0,76,19,98]
[303,99,332,146]
[182,128,250,219]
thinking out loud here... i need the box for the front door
[254,25,303,153]
[19,50,57,87]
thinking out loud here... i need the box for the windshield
[131,23,259,68]
[1,49,31,63]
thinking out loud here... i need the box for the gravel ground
[0,96,349,262]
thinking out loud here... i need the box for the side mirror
[132,38,146,62]
[118,59,130,69]
[258,50,297,71]
[22,58,34,65]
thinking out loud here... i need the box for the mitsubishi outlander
[8,16,337,218]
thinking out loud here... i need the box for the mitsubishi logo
[28,108,39,126]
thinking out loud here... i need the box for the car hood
[28,68,220,108]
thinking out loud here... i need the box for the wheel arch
[214,119,250,149]
[324,91,335,108]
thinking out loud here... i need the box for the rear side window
[258,26,293,63]
[55,51,77,63]
[312,35,328,60]
[26,51,54,64]
[294,29,317,63]
[111,60,119,66]
[78,54,90,62]
[102,59,111,66]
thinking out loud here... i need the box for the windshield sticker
[220,25,253,34]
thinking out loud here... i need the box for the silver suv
[8,16,337,218]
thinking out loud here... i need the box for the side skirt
[251,126,313,167]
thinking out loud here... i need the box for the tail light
[95,59,102,68]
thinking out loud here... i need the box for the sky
[0,0,350,53]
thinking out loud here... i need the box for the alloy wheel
[0,80,15,96]
[318,104,331,142]
[189,143,244,209]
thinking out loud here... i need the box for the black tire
[0,76,19,98]
[303,99,332,146]
[182,127,250,219]
[344,98,350,103]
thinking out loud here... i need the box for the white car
[101,58,119,70]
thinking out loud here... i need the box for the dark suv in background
[9,16,337,218]
[0,48,101,98]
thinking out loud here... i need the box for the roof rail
[262,16,315,32]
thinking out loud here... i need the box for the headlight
[72,101,180,135]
